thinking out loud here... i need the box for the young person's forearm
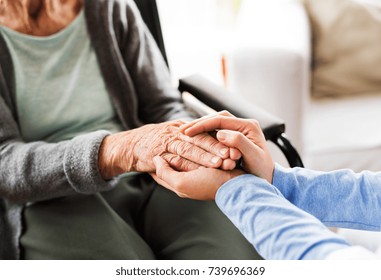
[215,174,350,259]
[272,164,381,230]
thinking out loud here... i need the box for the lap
[21,173,260,260]
[21,187,156,259]
[142,177,261,259]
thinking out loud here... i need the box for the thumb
[216,130,258,158]
[153,156,178,185]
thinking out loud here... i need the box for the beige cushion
[304,0,381,97]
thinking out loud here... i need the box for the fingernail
[211,156,221,164]
[217,131,227,141]
[220,148,229,156]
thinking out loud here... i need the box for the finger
[178,133,230,159]
[229,147,242,161]
[221,158,237,170]
[161,152,201,171]
[152,157,190,198]
[184,116,256,137]
[180,110,235,132]
[153,156,180,187]
[150,173,171,189]
[217,130,261,159]
[166,139,222,168]
[150,173,189,198]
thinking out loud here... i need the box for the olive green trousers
[20,173,261,260]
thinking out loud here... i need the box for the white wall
[157,0,241,85]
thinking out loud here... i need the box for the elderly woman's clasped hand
[98,119,241,179]
[151,112,275,200]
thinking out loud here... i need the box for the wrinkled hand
[182,112,275,183]
[152,156,244,200]
[98,120,238,179]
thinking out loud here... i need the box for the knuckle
[196,133,219,150]
[167,139,180,154]
[176,141,193,156]
[167,120,185,129]
[162,154,195,171]
[165,154,182,169]
[197,150,212,162]
[179,159,194,171]
[195,132,211,140]
[175,120,186,126]
[219,110,234,117]
[160,133,175,153]
[168,121,178,127]
[205,135,219,148]
[194,133,209,142]
[249,119,260,129]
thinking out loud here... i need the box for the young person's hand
[151,156,244,200]
[182,113,275,183]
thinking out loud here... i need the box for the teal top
[0,10,123,143]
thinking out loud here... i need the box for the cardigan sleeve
[0,94,117,203]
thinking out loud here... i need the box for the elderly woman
[0,0,260,259]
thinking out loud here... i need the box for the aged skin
[152,114,275,200]
[98,120,238,179]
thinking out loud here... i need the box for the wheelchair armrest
[178,74,285,141]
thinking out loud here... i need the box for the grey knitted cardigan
[0,0,191,259]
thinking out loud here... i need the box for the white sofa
[225,0,381,254]
[226,0,381,172]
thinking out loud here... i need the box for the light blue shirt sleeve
[272,163,381,231]
[216,174,350,259]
